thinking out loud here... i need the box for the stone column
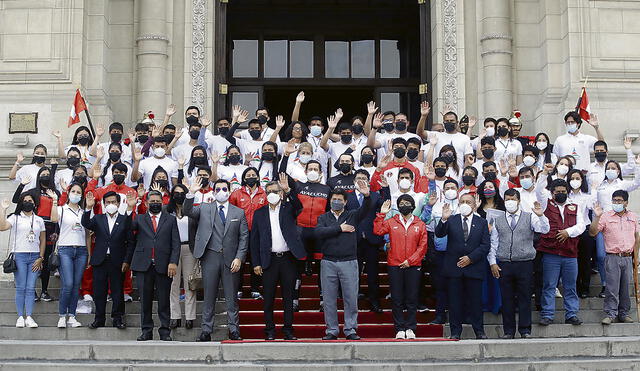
[480,0,513,117]
[136,0,169,117]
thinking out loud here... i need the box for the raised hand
[468,116,477,130]
[174,126,184,139]
[16,152,24,164]
[177,156,186,168]
[92,166,102,180]
[275,115,285,129]
[189,177,202,193]
[296,91,305,103]
[425,165,436,181]
[49,157,58,165]
[624,136,633,150]
[378,152,393,170]
[355,179,370,197]
[499,158,509,176]
[543,163,554,174]
[380,199,392,214]
[284,141,296,156]
[377,175,389,189]
[126,190,137,208]
[327,115,337,129]
[96,124,105,138]
[428,132,438,145]
[635,154,640,166]
[532,201,544,217]
[133,148,143,162]
[588,113,599,128]
[166,103,176,117]
[137,185,146,198]
[1,199,11,210]
[593,202,603,218]
[340,222,355,233]
[85,192,95,209]
[46,189,58,202]
[238,109,249,123]
[442,203,452,221]
[128,129,136,143]
[232,105,242,121]
[367,101,378,115]
[278,172,290,193]
[201,115,211,128]
[151,182,162,192]
[245,152,254,164]
[464,154,475,167]
[151,126,161,138]
[372,112,384,129]
[20,175,32,186]
[335,108,344,122]
[52,130,62,139]
[428,191,437,206]
[210,151,220,164]
[420,101,431,117]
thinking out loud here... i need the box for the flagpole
[83,109,96,139]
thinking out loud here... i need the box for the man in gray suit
[184,178,249,341]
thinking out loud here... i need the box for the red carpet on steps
[237,253,443,340]
[222,338,455,344]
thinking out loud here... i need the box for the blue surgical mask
[310,126,322,137]
[520,177,533,190]
[566,123,578,134]
[612,203,625,213]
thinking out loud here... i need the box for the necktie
[358,193,364,207]
[219,205,226,225]
[463,217,469,240]
[510,214,517,230]
[151,215,157,261]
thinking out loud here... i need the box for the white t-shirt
[494,138,522,161]
[327,141,366,176]
[174,126,214,147]
[98,141,132,166]
[171,143,197,163]
[15,164,43,192]
[176,215,189,242]
[258,162,276,187]
[552,132,598,171]
[99,162,136,188]
[6,213,46,253]
[236,138,283,168]
[217,164,248,190]
[138,156,178,189]
[65,145,95,167]
[54,168,74,193]
[428,131,473,169]
[239,126,275,142]
[205,135,232,161]
[56,205,86,246]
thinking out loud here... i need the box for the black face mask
[361,154,374,164]
[173,193,186,205]
[595,152,607,162]
[394,148,406,158]
[200,176,210,187]
[398,205,414,216]
[164,134,175,144]
[383,122,395,132]
[77,136,90,145]
[341,134,352,144]
[189,130,200,140]
[435,168,447,178]
[395,121,407,132]
[73,175,86,185]
[113,174,125,185]
[481,149,494,159]
[352,125,364,135]
[407,148,419,160]
[441,155,454,164]
[192,157,206,165]
[228,154,241,165]
[137,135,149,144]
[218,127,229,136]
[459,125,469,135]
[22,202,35,213]
[484,171,497,181]
[245,178,258,187]
[444,122,456,133]
[39,176,50,185]
[554,193,568,204]
[109,152,122,163]
[33,155,45,164]
[186,115,199,126]
[339,163,352,174]
[249,130,262,140]
[261,152,275,161]
[497,127,509,137]
[149,202,163,214]
[156,180,169,189]
[462,175,475,186]
[67,157,80,168]
[110,133,122,143]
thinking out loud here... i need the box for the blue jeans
[541,253,579,320]
[595,232,606,285]
[58,246,88,316]
[14,252,41,317]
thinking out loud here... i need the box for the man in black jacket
[315,182,371,340]
[81,190,135,330]
[250,175,307,340]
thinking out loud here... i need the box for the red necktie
[151,215,157,260]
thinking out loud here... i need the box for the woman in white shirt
[213,145,248,191]
[55,147,82,193]
[9,144,49,192]
[65,126,96,167]
[534,133,558,170]
[49,184,90,328]
[0,193,46,328]
[357,146,377,178]
[166,184,197,329]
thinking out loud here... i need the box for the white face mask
[556,164,569,176]
[299,154,312,164]
[444,189,458,201]
[523,156,536,167]
[485,127,495,137]
[398,178,412,190]
[536,141,548,150]
[215,190,229,203]
[69,194,82,204]
[569,179,582,190]
[267,192,281,205]
[309,126,322,137]
[606,169,619,180]
[153,147,166,158]
[459,203,473,217]
[104,203,118,215]
[306,170,320,182]
[566,123,578,134]
[504,200,519,214]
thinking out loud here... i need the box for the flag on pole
[68,89,88,127]
[575,87,591,122]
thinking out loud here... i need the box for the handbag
[187,260,202,291]
[48,208,63,271]
[3,219,17,274]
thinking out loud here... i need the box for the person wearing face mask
[250,178,307,340]
[534,132,557,169]
[132,136,178,190]
[82,190,136,330]
[494,118,522,164]
[10,144,49,192]
[509,119,530,149]
[374,195,428,340]
[54,147,83,193]
[552,111,604,171]
[203,117,233,159]
[416,111,473,170]
[348,116,368,149]
[212,145,248,191]
[90,142,133,188]
[234,107,275,141]
[130,123,151,156]
[470,118,497,152]
[167,105,214,148]
[86,163,137,215]
[357,146,377,177]
[514,167,546,213]
[178,146,210,186]
[384,168,428,217]
[476,161,508,190]
[366,110,396,155]
[184,179,249,342]
[321,119,365,175]
[519,146,540,174]
[284,142,316,182]
[92,122,133,167]
[472,137,499,183]
[226,115,282,169]
[370,138,423,195]
[536,179,587,326]
[315,183,372,341]
[306,116,331,152]
[588,140,637,186]
[190,167,215,205]
[540,157,574,192]
[435,193,491,340]
[136,168,172,215]
[589,190,638,325]
[257,142,280,187]
[169,119,205,164]
[66,126,96,167]
[488,189,550,339]
[328,153,356,192]
[406,138,425,175]
[459,166,479,197]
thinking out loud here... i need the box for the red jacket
[373,213,428,266]
[537,200,580,258]
[229,186,267,230]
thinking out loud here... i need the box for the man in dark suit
[250,175,307,340]
[435,192,490,340]
[126,190,180,341]
[346,169,384,312]
[81,190,135,330]
[184,178,249,341]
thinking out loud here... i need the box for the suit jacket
[435,214,490,280]
[183,195,249,266]
[346,191,384,244]
[81,211,133,266]
[127,212,181,274]
[250,198,306,270]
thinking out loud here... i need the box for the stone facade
[0,0,639,268]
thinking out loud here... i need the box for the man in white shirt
[552,111,604,171]
[204,118,233,162]
[588,139,636,185]
[417,111,473,170]
[321,120,365,174]
[171,118,204,163]
[92,122,133,166]
[132,136,178,189]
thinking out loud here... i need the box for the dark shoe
[88,321,104,329]
[539,317,553,326]
[520,333,532,339]
[265,332,275,341]
[565,316,583,325]
[304,261,313,276]
[322,334,338,340]
[169,319,181,329]
[40,292,54,302]
[293,302,300,312]
[185,320,194,329]
[346,333,361,340]
[283,332,297,341]
[228,331,242,341]
[370,303,383,313]
[137,332,153,341]
[196,332,211,342]
[500,334,514,339]
[579,292,588,299]
[112,319,126,329]
[448,334,461,340]
[476,333,488,340]
[417,305,429,313]
[598,287,606,298]
[429,317,447,325]
[160,335,172,341]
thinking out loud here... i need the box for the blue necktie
[218,205,226,225]
[358,193,364,207]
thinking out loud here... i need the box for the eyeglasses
[215,187,228,192]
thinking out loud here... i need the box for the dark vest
[537,201,579,258]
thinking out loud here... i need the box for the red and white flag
[68,89,87,127]
[575,87,590,122]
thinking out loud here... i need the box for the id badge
[72,222,83,231]
[27,231,36,243]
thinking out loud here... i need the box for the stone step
[0,312,218,327]
[0,300,226,314]
[444,323,640,339]
[0,326,228,341]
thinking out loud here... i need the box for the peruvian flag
[67,89,87,127]
[575,87,591,122]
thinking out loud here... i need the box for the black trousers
[263,252,297,334]
[498,260,533,335]
[428,250,449,318]
[295,227,320,300]
[577,229,595,296]
[357,237,381,304]
[137,264,172,337]
[448,276,483,337]
[92,255,125,324]
[533,251,544,308]
[40,221,56,292]
[239,250,262,294]
[388,266,421,332]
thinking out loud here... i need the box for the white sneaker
[124,294,133,302]
[83,294,93,302]
[76,301,92,314]
[25,316,38,328]
[54,270,60,277]
[405,329,416,339]
[67,316,82,328]
[15,316,25,328]
[395,330,406,339]
[555,288,563,298]
[57,316,67,328]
